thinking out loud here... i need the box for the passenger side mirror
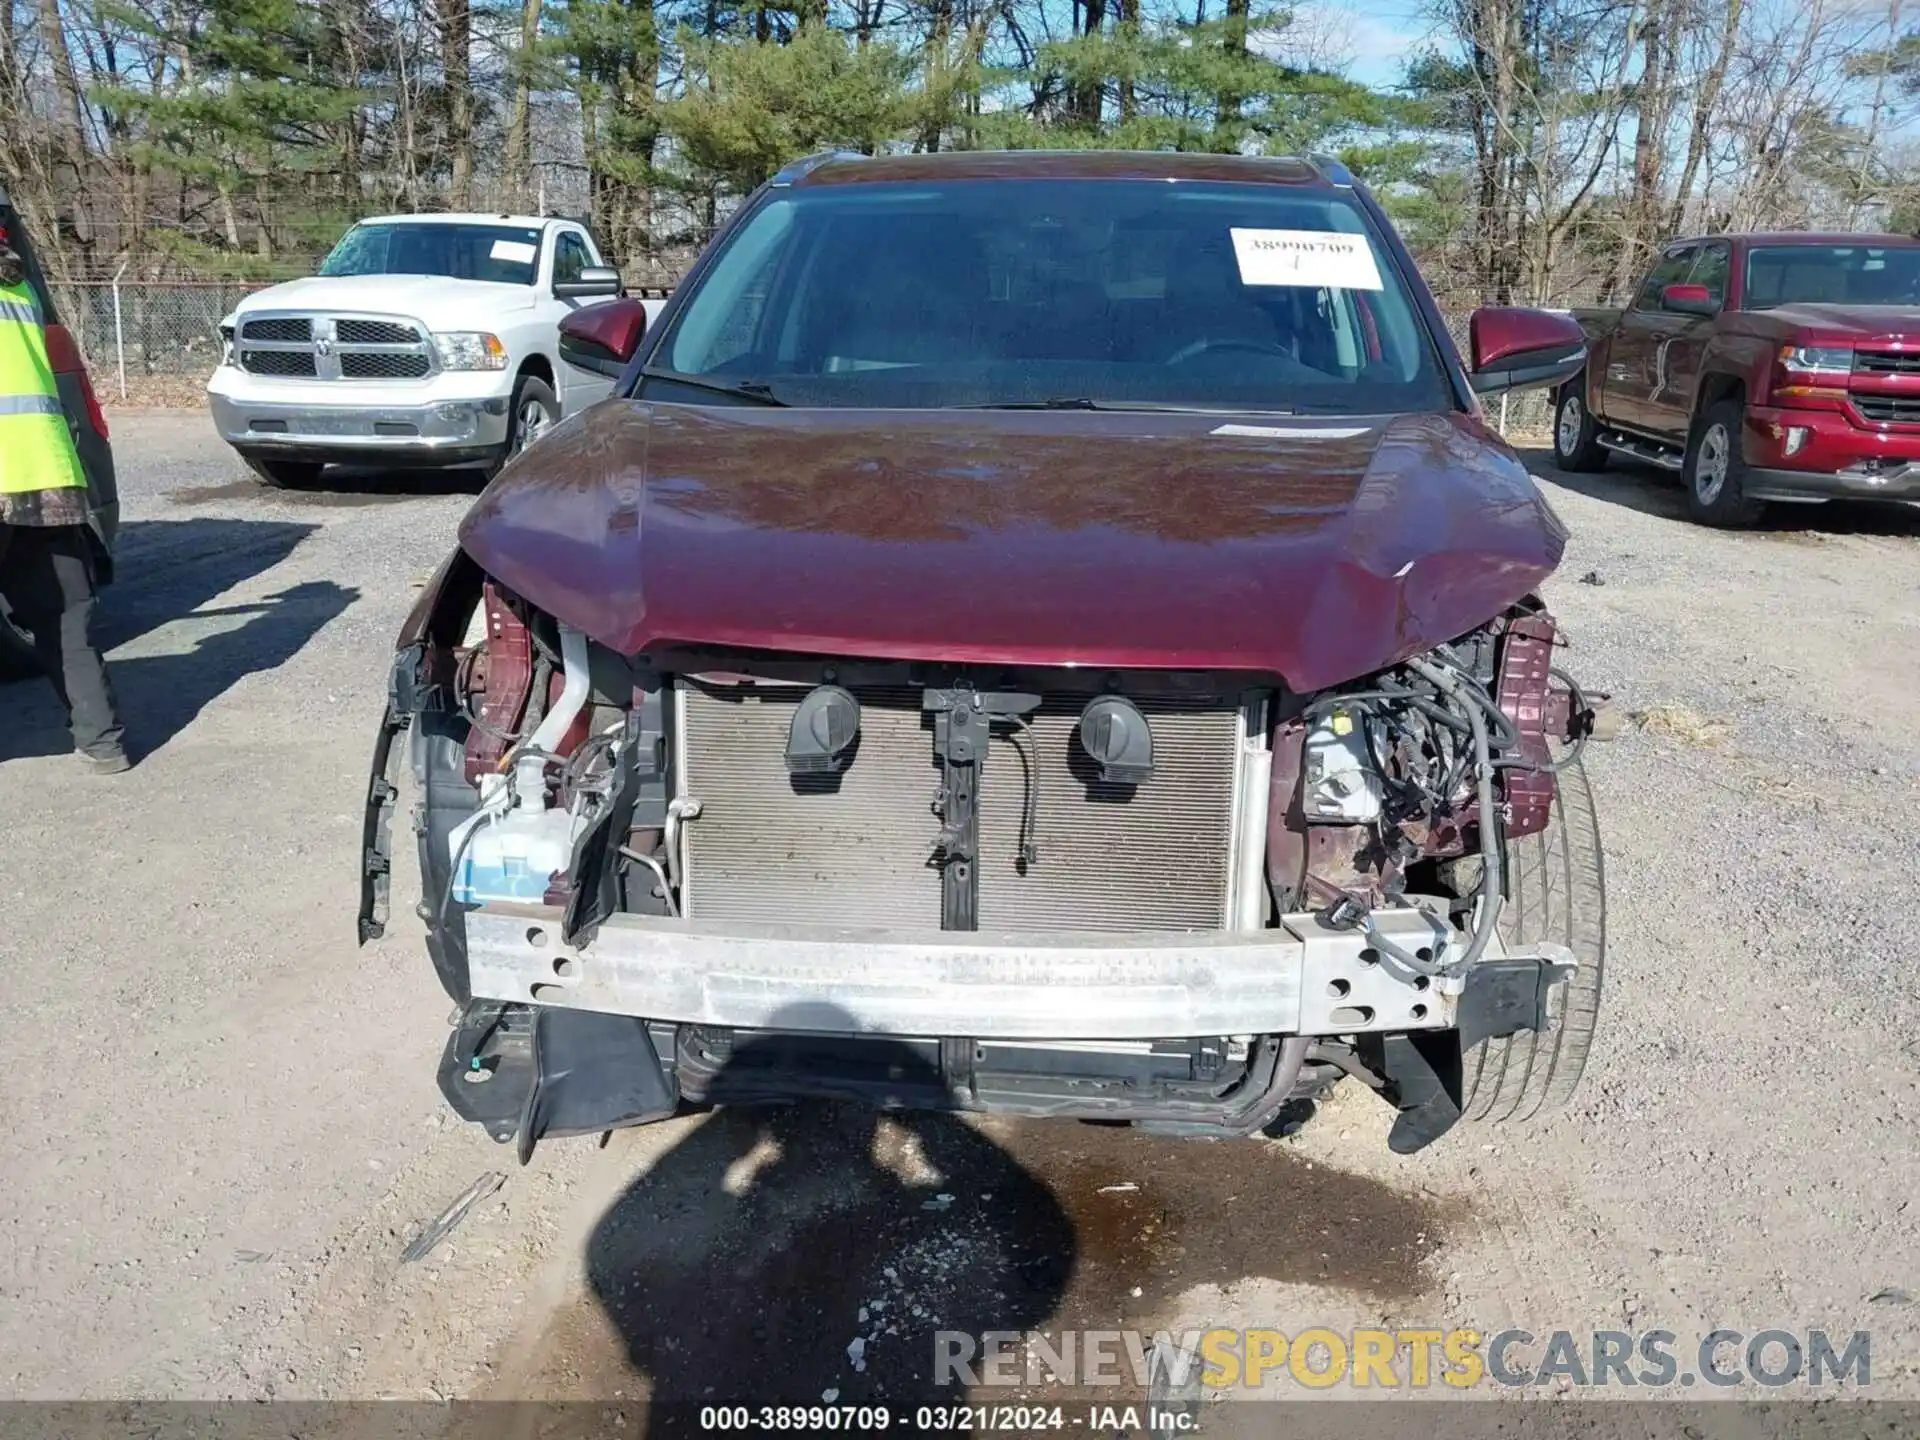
[1661,282,1719,317]
[554,265,624,301]
[558,298,649,378]
[1466,307,1588,396]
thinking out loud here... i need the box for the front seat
[1159,238,1280,362]
[827,231,988,369]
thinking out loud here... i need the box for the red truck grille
[1854,351,1920,375]
[1854,394,1920,425]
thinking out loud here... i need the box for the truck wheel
[1683,400,1765,528]
[244,456,326,489]
[1551,383,1608,472]
[1461,754,1606,1126]
[504,376,560,462]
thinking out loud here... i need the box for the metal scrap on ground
[401,1170,507,1263]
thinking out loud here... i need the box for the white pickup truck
[208,213,652,485]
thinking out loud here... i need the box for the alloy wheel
[1557,394,1584,459]
[512,400,552,457]
[1695,422,1730,505]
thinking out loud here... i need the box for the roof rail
[1308,153,1355,188]
[771,151,866,187]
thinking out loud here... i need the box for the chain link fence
[51,281,267,396]
[56,279,1577,442]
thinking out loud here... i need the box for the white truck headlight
[434,332,508,371]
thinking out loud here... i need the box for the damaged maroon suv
[360,151,1605,1161]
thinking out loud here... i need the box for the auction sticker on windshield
[491,239,538,263]
[1230,229,1383,291]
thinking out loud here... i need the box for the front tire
[1461,755,1606,1125]
[1683,400,1765,528]
[504,375,560,463]
[1552,383,1608,472]
[243,456,326,489]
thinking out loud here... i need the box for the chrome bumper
[462,903,1525,1039]
[209,390,511,453]
[1748,462,1920,503]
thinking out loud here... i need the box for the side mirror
[1467,307,1587,396]
[554,265,624,300]
[558,298,649,378]
[1661,282,1719,317]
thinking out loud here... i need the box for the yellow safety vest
[0,278,87,497]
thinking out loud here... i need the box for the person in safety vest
[0,239,129,773]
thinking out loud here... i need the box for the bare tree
[436,0,476,207]
[504,0,545,206]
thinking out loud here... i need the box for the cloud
[1267,1,1429,78]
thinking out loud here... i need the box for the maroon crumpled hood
[459,402,1565,691]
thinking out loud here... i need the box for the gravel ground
[2,413,1917,1419]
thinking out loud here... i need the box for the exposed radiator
[676,678,1243,932]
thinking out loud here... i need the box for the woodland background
[7,0,1920,322]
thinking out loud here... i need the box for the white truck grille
[236,313,434,381]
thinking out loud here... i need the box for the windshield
[1745,245,1920,310]
[654,179,1450,413]
[319,223,543,285]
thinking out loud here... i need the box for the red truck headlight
[1774,344,1853,402]
[1780,344,1853,375]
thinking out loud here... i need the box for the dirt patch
[488,1103,1452,1430]
[104,375,211,409]
[991,1117,1441,1320]
[1630,703,1731,746]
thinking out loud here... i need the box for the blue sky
[1293,0,1430,89]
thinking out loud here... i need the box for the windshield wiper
[950,398,1296,414]
[964,397,1105,410]
[640,369,787,406]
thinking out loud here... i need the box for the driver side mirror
[558,298,649,378]
[1661,282,1719,317]
[554,265,624,300]
[1466,307,1587,396]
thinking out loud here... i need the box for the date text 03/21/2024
[695,1405,1187,1432]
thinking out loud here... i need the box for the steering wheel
[1165,336,1293,365]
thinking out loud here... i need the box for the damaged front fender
[357,548,483,966]
[357,657,416,944]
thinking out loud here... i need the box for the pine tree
[98,0,365,270]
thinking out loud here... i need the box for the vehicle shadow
[171,465,491,506]
[1521,445,1920,537]
[1,517,318,669]
[1,518,356,761]
[482,1025,1453,1436]
[94,517,320,651]
[567,1030,1078,1437]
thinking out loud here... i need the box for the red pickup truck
[1555,232,1920,526]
